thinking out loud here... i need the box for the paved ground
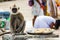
[0,0,60,40]
[0,0,33,33]
[0,0,33,40]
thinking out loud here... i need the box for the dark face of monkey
[12,8,17,13]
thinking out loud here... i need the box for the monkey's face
[12,8,17,13]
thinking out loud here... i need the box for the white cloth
[52,0,57,16]
[34,16,56,28]
[32,0,44,16]
[47,0,50,13]
[47,0,56,15]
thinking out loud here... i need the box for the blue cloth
[0,11,10,19]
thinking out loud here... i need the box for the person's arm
[36,0,41,5]
[34,18,39,28]
[36,0,45,9]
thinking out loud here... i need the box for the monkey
[10,4,25,33]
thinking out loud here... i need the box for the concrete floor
[0,0,60,40]
[0,0,33,40]
[0,0,33,33]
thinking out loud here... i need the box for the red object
[40,4,45,10]
[57,4,60,7]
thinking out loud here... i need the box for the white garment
[47,0,56,15]
[32,0,44,16]
[52,0,57,16]
[34,16,56,28]
[47,0,50,13]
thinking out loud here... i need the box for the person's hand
[40,4,45,10]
